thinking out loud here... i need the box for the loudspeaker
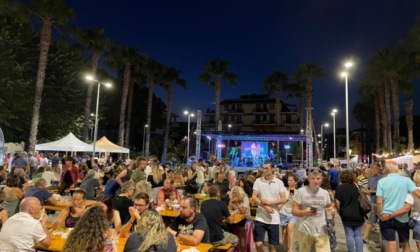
[286,154,293,163]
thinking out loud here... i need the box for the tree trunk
[307,79,320,160]
[275,91,281,131]
[374,98,380,153]
[390,74,400,149]
[405,86,414,153]
[117,64,131,147]
[299,96,304,131]
[145,77,154,159]
[124,78,134,149]
[378,90,388,148]
[215,76,222,131]
[162,83,173,163]
[384,81,392,153]
[29,20,51,152]
[83,52,100,142]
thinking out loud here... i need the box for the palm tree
[293,63,325,160]
[22,0,74,151]
[160,67,187,162]
[262,71,288,131]
[405,20,420,153]
[71,26,111,142]
[139,57,163,159]
[199,59,237,131]
[124,78,135,148]
[285,81,305,131]
[371,48,408,151]
[105,46,140,147]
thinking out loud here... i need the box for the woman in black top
[147,159,166,188]
[335,170,365,252]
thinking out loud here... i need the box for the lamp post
[86,75,112,158]
[341,61,353,167]
[331,109,337,159]
[90,113,95,141]
[184,110,195,161]
[320,123,329,161]
[142,124,148,156]
[300,129,304,166]
[207,136,211,155]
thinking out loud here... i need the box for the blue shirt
[377,173,416,222]
[328,168,340,185]
[104,179,119,198]
[368,174,383,203]
[25,187,51,206]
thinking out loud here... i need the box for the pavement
[264,213,420,252]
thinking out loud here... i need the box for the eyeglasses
[134,203,147,207]
[309,168,323,174]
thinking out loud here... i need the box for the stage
[202,131,312,168]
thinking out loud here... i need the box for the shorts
[413,228,420,242]
[379,218,410,243]
[253,220,280,245]
[367,204,378,224]
[212,231,239,247]
[280,213,298,226]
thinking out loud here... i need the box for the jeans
[343,223,363,252]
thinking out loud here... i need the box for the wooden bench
[212,243,232,251]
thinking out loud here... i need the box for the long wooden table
[179,243,213,252]
[36,232,212,252]
[158,208,180,218]
[44,199,97,211]
[36,234,127,252]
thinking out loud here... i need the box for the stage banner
[0,127,4,166]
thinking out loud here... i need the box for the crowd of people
[1,151,420,252]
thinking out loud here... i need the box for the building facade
[203,94,301,133]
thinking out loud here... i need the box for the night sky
[69,0,420,133]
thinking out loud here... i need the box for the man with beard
[167,197,210,246]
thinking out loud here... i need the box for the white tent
[389,155,413,171]
[35,133,104,152]
[91,136,129,154]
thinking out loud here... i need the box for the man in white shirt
[39,153,49,168]
[252,161,287,252]
[41,166,59,188]
[0,197,51,251]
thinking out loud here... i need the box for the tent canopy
[35,133,104,152]
[91,136,130,154]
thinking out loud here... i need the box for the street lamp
[320,123,329,161]
[341,61,353,167]
[85,75,112,158]
[184,110,195,161]
[207,136,211,155]
[331,109,338,159]
[142,124,148,156]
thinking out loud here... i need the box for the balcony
[252,120,275,124]
[252,108,269,113]
[282,120,300,124]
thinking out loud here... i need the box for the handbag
[358,189,372,215]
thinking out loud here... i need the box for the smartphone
[289,189,294,195]
[310,207,317,213]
